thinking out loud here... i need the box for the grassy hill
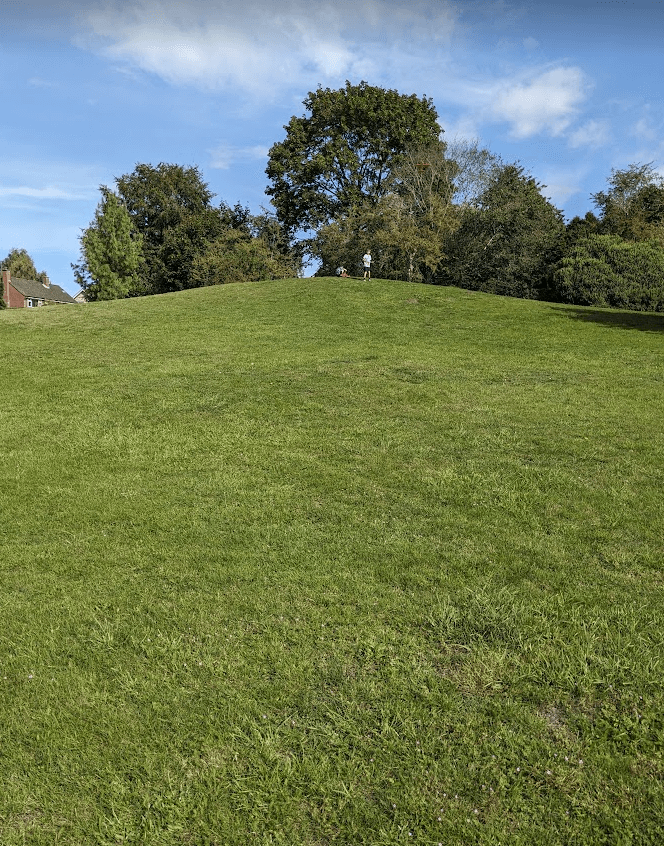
[1,278,663,844]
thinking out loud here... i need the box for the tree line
[71,163,297,301]
[265,81,664,311]
[4,81,664,311]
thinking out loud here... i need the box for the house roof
[9,276,77,304]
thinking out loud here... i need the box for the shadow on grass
[550,305,664,333]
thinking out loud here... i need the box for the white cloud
[631,117,657,142]
[27,77,58,88]
[441,118,482,143]
[490,67,588,139]
[209,143,270,170]
[538,177,582,209]
[0,185,87,200]
[77,0,458,95]
[568,119,610,149]
[429,64,590,142]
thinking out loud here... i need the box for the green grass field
[1,278,663,844]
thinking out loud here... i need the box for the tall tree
[1,248,49,284]
[265,81,441,243]
[445,164,564,299]
[115,163,227,294]
[380,139,502,282]
[72,187,144,301]
[592,163,664,244]
[248,209,300,274]
[313,181,455,283]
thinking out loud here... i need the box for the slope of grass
[1,278,663,845]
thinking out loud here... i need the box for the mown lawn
[1,278,663,845]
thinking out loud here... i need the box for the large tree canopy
[115,163,227,294]
[265,81,441,239]
[311,138,503,283]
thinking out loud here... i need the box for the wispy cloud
[428,64,590,142]
[536,164,592,212]
[77,0,458,95]
[209,143,270,170]
[0,185,88,200]
[71,1,594,147]
[27,77,59,88]
[568,119,611,149]
[489,67,588,139]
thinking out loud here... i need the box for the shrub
[552,234,664,311]
[190,230,296,286]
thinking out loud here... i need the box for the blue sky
[2,0,663,294]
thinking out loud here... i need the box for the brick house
[1,270,77,308]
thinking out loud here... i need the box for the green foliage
[190,229,297,286]
[388,140,458,209]
[552,233,664,310]
[312,201,388,278]
[445,164,564,298]
[376,193,453,282]
[592,163,664,243]
[445,138,504,207]
[562,211,601,247]
[72,187,144,301]
[265,80,441,239]
[115,162,227,294]
[1,247,49,284]
[379,142,459,282]
[249,209,301,275]
[79,164,291,297]
[312,140,500,282]
[314,194,453,283]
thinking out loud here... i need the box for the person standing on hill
[363,251,372,279]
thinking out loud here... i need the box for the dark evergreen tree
[115,163,227,294]
[551,233,664,311]
[444,164,564,299]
